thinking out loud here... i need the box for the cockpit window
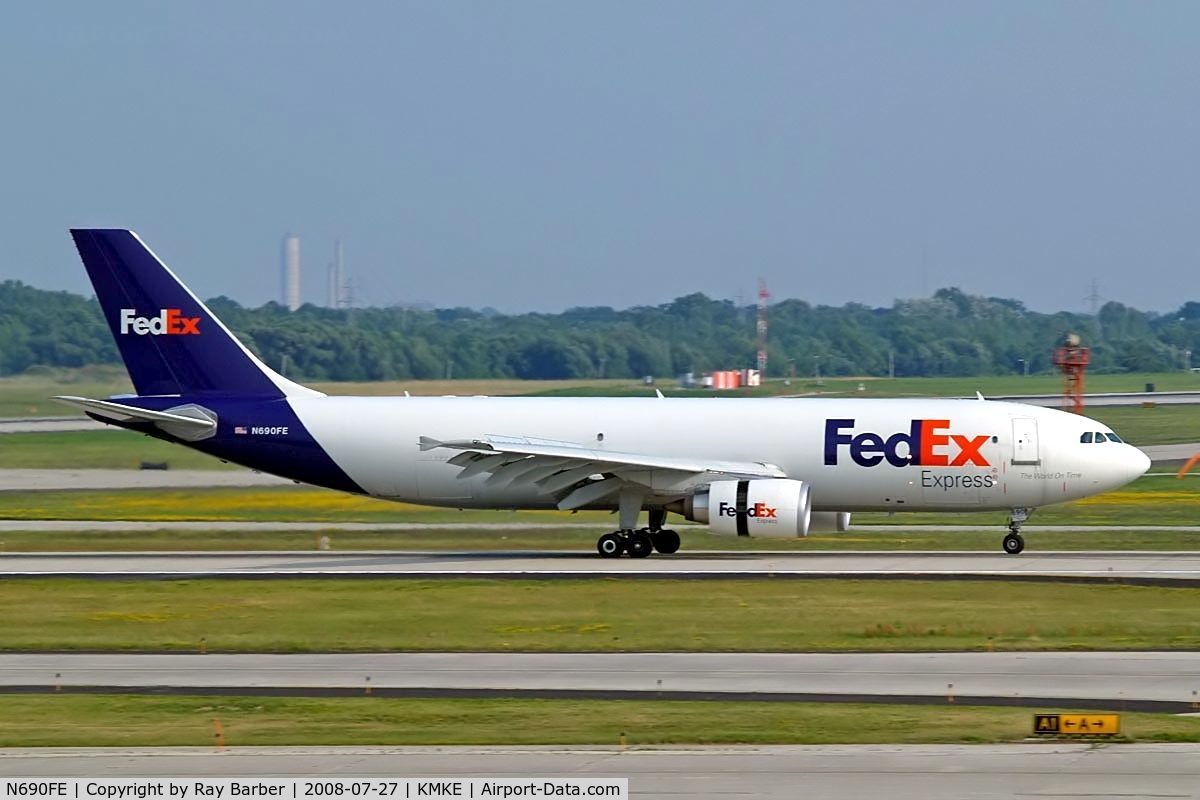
[1080,431,1125,444]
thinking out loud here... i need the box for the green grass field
[529,371,1200,398]
[2,579,1198,653]
[1085,405,1200,445]
[0,430,236,469]
[0,373,641,417]
[5,369,1199,416]
[0,368,132,418]
[0,695,1194,746]
[0,486,614,523]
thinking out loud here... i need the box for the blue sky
[3,2,1197,312]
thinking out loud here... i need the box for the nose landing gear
[1002,507,1032,555]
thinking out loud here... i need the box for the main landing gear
[1002,507,1032,555]
[595,527,682,558]
[596,508,681,558]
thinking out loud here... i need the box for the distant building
[281,234,300,311]
[705,369,760,390]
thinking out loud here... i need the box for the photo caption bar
[0,780,628,800]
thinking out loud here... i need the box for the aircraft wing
[418,434,786,509]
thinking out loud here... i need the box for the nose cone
[1126,446,1152,483]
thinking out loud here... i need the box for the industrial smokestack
[281,234,300,311]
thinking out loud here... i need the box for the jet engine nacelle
[668,478,813,538]
[809,511,852,533]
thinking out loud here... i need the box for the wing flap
[557,477,623,511]
[425,433,785,478]
[420,432,787,499]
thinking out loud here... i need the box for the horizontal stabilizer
[54,395,217,441]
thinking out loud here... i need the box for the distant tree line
[2,281,1199,381]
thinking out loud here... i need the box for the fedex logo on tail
[824,419,990,467]
[119,308,201,336]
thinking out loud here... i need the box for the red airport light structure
[1052,333,1090,414]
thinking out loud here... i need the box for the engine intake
[667,478,813,538]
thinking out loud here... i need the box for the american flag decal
[234,426,247,435]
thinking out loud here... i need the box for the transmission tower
[755,279,770,375]
[1085,278,1103,337]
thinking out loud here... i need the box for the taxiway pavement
[1142,442,1200,461]
[3,744,1199,799]
[3,550,1200,582]
[0,416,108,434]
[0,469,290,491]
[3,651,1198,707]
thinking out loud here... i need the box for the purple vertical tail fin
[70,229,319,398]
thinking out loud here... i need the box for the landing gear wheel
[626,530,654,559]
[597,532,625,558]
[1002,533,1025,555]
[651,529,681,554]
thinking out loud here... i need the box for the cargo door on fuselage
[1012,418,1041,465]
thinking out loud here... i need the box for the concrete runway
[1143,442,1200,461]
[0,416,108,434]
[4,651,1199,708]
[3,744,1200,799]
[4,550,1200,582]
[984,390,1200,407]
[0,468,290,491]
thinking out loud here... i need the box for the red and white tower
[1053,333,1090,414]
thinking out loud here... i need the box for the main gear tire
[597,532,625,558]
[626,530,654,559]
[651,529,681,554]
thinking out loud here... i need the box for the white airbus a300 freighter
[59,230,1150,557]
